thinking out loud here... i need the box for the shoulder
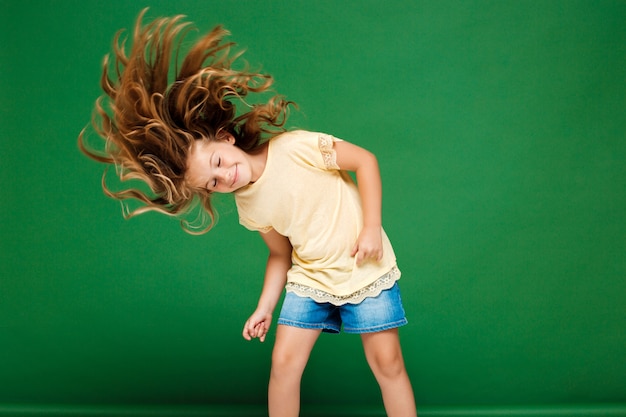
[271,129,318,143]
[270,130,338,149]
[269,130,340,170]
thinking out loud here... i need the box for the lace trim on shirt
[319,135,340,169]
[285,266,401,305]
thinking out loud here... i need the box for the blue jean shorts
[277,282,408,334]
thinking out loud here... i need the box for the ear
[216,130,236,144]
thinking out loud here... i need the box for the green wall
[1,0,625,415]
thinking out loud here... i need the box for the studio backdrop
[1,1,625,416]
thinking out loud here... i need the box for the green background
[1,0,625,416]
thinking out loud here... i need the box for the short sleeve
[236,193,273,233]
[318,133,341,170]
[238,214,273,233]
[238,218,273,233]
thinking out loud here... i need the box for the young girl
[80,10,417,417]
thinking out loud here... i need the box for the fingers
[257,322,267,342]
[242,319,269,342]
[253,322,267,342]
[351,245,383,265]
[242,320,252,340]
[351,230,384,265]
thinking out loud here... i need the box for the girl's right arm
[242,228,292,342]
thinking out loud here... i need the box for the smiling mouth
[231,165,238,187]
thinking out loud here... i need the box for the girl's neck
[247,141,269,183]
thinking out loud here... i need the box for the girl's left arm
[333,140,384,265]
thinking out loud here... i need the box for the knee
[271,346,307,379]
[366,348,406,380]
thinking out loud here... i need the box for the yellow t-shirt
[234,130,400,305]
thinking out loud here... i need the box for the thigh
[360,328,407,376]
[360,328,403,359]
[272,324,322,371]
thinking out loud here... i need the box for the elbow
[370,152,379,169]
[356,150,380,176]
[268,246,293,266]
[363,149,378,168]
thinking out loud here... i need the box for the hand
[242,309,272,342]
[351,226,383,266]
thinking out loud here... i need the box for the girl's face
[186,135,253,193]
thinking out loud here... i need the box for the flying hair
[78,8,293,234]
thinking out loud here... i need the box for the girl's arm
[242,228,292,342]
[333,140,384,265]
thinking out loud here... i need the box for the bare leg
[361,328,417,417]
[268,325,322,417]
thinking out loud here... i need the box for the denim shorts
[277,281,408,334]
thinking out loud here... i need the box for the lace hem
[285,266,401,305]
[319,135,340,169]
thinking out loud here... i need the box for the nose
[217,167,230,183]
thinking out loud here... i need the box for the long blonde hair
[79,9,292,233]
